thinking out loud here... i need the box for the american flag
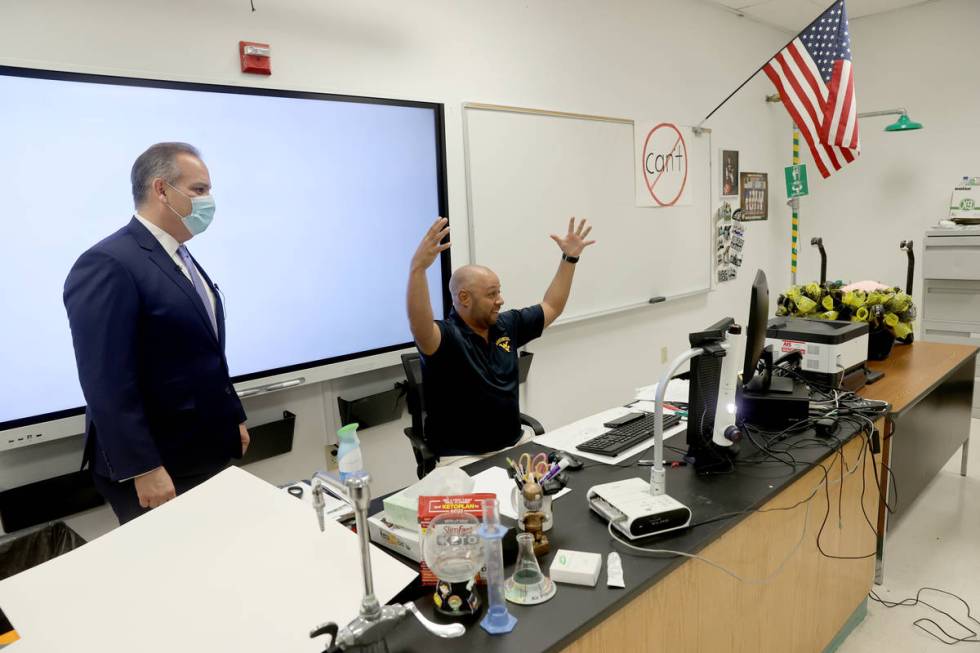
[763,0,859,178]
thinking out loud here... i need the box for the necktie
[176,245,218,336]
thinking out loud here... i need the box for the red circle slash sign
[642,123,688,207]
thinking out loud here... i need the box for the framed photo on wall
[738,172,768,221]
[721,150,739,197]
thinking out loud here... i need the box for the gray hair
[130,142,201,207]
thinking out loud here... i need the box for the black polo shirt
[420,305,545,455]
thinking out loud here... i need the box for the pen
[541,463,560,481]
[542,457,572,481]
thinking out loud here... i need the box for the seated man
[406,216,595,458]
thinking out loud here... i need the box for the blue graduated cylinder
[478,498,517,634]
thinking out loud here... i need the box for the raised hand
[411,217,451,272]
[550,217,596,258]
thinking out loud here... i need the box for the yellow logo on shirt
[496,336,511,353]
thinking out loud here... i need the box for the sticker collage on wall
[716,201,745,283]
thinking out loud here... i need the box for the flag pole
[696,0,841,129]
[791,125,801,285]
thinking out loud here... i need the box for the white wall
[0,0,799,538]
[796,0,979,318]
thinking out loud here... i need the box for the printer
[766,317,869,391]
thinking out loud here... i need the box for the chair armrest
[519,413,545,436]
[403,427,435,458]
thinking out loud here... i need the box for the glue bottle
[337,423,364,481]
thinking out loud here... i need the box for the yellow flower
[805,283,821,299]
[886,292,911,314]
[822,295,835,310]
[820,310,839,320]
[796,296,817,314]
[884,312,899,328]
[853,306,869,322]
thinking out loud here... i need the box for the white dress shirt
[134,213,217,317]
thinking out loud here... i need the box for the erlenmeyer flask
[505,533,556,605]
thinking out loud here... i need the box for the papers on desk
[532,406,686,465]
[635,378,690,403]
[0,467,417,653]
[470,466,571,520]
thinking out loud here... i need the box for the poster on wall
[634,120,694,207]
[738,172,768,221]
[721,150,739,198]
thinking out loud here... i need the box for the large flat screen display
[0,66,449,433]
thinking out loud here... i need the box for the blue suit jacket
[64,217,247,481]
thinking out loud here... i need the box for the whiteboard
[463,104,712,324]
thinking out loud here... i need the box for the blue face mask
[166,183,215,236]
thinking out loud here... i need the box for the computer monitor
[743,270,769,385]
[742,269,794,393]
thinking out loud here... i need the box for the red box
[417,493,495,586]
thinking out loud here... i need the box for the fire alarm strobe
[240,41,271,75]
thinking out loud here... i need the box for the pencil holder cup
[510,486,554,532]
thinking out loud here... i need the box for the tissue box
[381,490,419,531]
[381,467,476,531]
[368,512,422,562]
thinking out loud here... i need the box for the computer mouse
[560,452,584,470]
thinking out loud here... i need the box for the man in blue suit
[64,142,249,524]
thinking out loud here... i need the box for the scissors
[517,453,533,480]
[518,452,550,479]
[529,453,550,479]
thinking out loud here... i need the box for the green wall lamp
[858,108,923,131]
[765,95,923,132]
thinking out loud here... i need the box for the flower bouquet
[774,280,916,360]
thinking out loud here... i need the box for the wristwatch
[562,253,580,264]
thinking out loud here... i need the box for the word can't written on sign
[636,121,692,207]
[784,164,809,199]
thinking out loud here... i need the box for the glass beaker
[504,533,556,605]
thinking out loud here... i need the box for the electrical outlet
[660,346,669,364]
[326,445,338,469]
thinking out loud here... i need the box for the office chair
[400,351,545,479]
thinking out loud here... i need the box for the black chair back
[400,352,435,478]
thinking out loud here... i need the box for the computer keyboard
[576,413,682,457]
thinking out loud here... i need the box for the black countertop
[370,422,866,653]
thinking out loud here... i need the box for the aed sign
[635,121,693,207]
